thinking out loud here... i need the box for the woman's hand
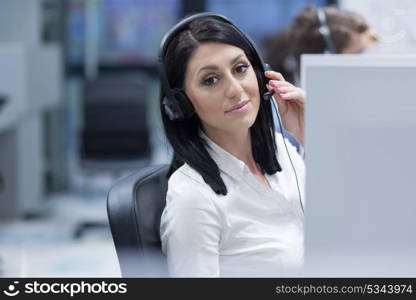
[265,71,305,147]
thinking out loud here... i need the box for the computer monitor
[66,0,181,66]
[301,54,416,276]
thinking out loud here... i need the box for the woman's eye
[235,64,249,73]
[202,76,218,86]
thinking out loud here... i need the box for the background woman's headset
[317,7,336,54]
[158,12,304,214]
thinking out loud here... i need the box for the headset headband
[158,12,268,91]
[317,8,336,54]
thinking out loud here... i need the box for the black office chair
[80,74,151,163]
[107,164,170,277]
[0,94,7,112]
[74,74,152,239]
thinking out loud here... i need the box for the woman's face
[183,42,260,136]
[341,31,377,54]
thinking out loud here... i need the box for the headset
[158,12,304,214]
[317,7,336,54]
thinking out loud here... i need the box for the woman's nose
[224,74,244,100]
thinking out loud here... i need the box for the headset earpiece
[162,88,195,121]
[172,88,195,120]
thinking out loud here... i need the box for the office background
[0,0,415,277]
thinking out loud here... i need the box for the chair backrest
[107,164,169,277]
[0,94,6,112]
[81,75,151,160]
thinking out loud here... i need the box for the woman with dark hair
[159,14,306,277]
[264,5,378,84]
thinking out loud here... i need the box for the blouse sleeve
[160,171,221,277]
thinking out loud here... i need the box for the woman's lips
[225,100,250,113]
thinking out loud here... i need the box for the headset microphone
[263,90,275,101]
[262,63,276,101]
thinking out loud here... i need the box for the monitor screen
[302,54,416,276]
[66,0,181,66]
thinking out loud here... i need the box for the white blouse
[160,131,305,277]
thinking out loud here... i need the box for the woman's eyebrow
[197,54,245,75]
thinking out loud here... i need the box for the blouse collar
[199,130,246,181]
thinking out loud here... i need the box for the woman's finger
[280,90,305,103]
[269,81,295,93]
[265,70,285,81]
[268,80,292,90]
[267,84,294,97]
[273,86,292,93]
[268,79,289,85]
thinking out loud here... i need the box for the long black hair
[160,16,281,195]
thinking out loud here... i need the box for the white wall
[0,0,41,45]
[340,0,416,53]
[0,0,64,217]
